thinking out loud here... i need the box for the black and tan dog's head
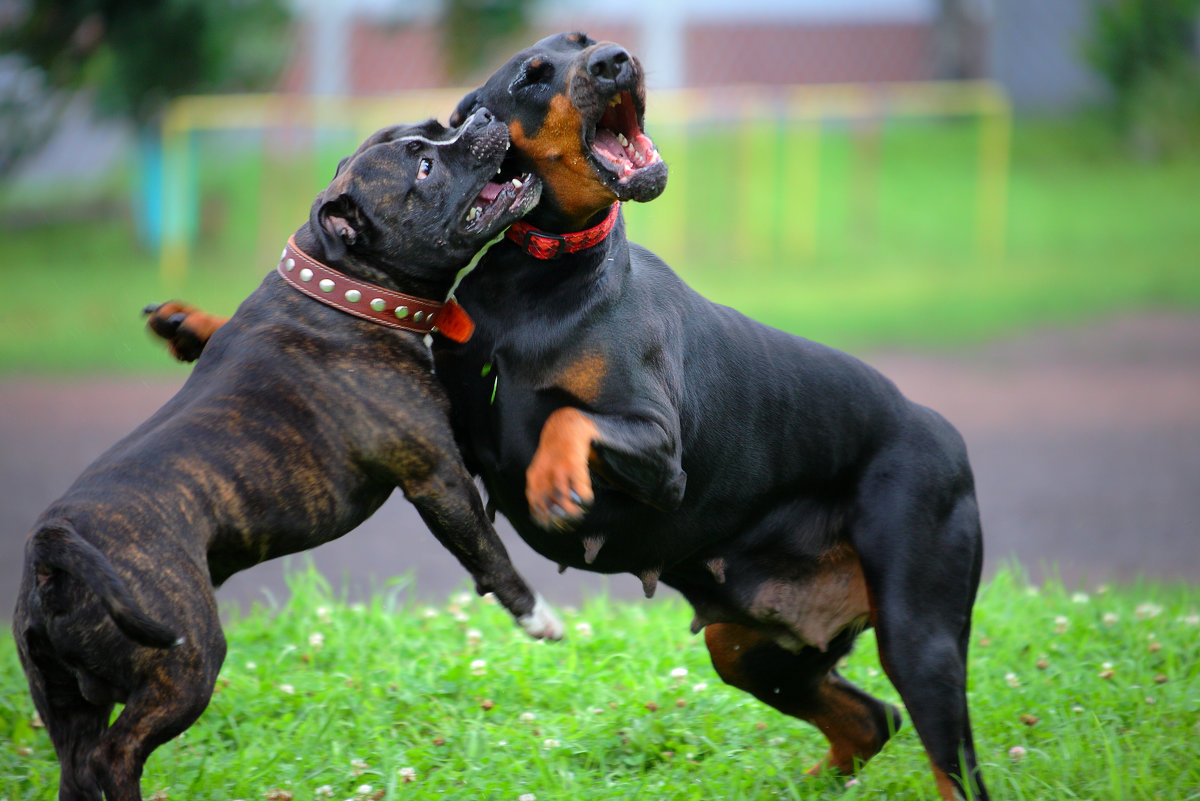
[450,31,667,231]
[311,109,542,279]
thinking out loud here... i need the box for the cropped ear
[314,192,366,262]
[449,89,480,127]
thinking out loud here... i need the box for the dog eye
[415,158,433,181]
[510,58,554,93]
[406,140,422,155]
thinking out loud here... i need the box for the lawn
[1,115,1198,375]
[1,567,1196,799]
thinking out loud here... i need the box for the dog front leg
[403,461,563,641]
[525,406,685,530]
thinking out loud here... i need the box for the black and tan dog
[145,33,991,801]
[13,109,561,801]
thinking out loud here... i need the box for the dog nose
[475,108,494,125]
[587,45,631,84]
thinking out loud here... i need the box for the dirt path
[2,312,1198,616]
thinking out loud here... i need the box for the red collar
[276,236,475,343]
[505,202,620,260]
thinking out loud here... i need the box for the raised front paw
[525,408,597,530]
[142,300,227,362]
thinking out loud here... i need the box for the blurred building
[280,0,1106,110]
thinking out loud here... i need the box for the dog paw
[518,594,565,640]
[526,408,597,531]
[143,300,225,362]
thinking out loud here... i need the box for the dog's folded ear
[315,193,367,262]
[450,90,480,128]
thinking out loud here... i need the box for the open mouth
[460,170,542,235]
[588,91,662,184]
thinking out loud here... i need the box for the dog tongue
[479,181,503,203]
[593,129,627,163]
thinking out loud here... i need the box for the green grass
[1,116,1199,375]
[2,567,1197,799]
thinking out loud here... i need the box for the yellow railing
[159,82,1010,283]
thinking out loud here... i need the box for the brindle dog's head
[450,32,667,232]
[311,108,541,283]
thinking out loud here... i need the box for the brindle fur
[14,112,557,801]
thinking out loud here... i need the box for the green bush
[1084,0,1200,158]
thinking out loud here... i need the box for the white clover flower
[670,667,689,679]
[456,591,474,606]
[1005,672,1020,688]
[575,622,593,637]
[350,603,366,614]
[355,785,373,796]
[1179,613,1199,626]
[1054,616,1069,633]
[520,712,537,722]
[316,786,334,799]
[1135,602,1163,620]
[692,682,708,692]
[1072,592,1090,604]
[455,612,470,623]
[470,659,487,676]
[543,738,560,749]
[1102,612,1119,627]
[245,661,258,670]
[1024,586,1041,597]
[518,794,537,801]
[1008,745,1026,762]
[309,632,325,649]
[398,766,416,783]
[316,606,332,624]
[466,629,483,646]
[350,758,368,775]
[844,778,861,787]
[278,684,295,695]
[482,592,497,605]
[422,607,438,619]
[768,737,786,746]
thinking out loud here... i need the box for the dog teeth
[466,206,482,221]
[616,132,629,148]
[609,96,622,107]
[511,177,523,188]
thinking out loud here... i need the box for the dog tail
[30,523,179,649]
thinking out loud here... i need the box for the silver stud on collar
[284,258,295,271]
[299,268,314,282]
[281,248,288,260]
[413,310,425,323]
[395,306,409,319]
[345,289,362,303]
[319,278,335,292]
[370,298,386,311]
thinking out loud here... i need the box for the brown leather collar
[276,236,474,343]
[505,202,620,260]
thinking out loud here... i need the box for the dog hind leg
[18,628,110,801]
[703,623,901,776]
[853,480,989,801]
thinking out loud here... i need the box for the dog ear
[449,89,480,127]
[315,193,365,262]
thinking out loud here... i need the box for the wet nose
[470,107,495,127]
[587,45,631,84]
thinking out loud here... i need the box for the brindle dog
[14,110,559,801]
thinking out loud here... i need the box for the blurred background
[1,0,1198,609]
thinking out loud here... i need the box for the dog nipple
[705,557,727,584]
[582,536,605,564]
[638,568,660,599]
